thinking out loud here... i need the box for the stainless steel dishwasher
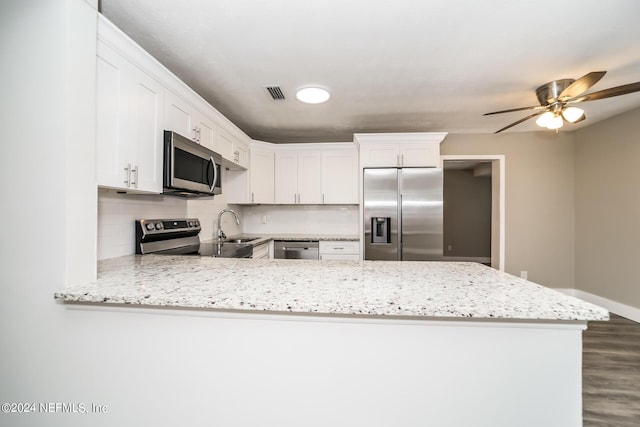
[273,240,319,260]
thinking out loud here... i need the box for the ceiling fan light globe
[536,111,554,128]
[546,114,564,129]
[562,107,585,123]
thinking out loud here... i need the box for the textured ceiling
[100,0,640,142]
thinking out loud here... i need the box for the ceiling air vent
[265,86,286,100]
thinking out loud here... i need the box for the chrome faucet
[217,209,240,240]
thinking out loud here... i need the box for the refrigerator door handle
[398,192,403,258]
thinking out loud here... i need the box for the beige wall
[441,132,576,288]
[575,107,640,308]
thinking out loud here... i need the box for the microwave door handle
[208,156,217,192]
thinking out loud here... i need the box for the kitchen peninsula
[55,256,607,426]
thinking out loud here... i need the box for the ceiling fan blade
[569,81,640,103]
[484,105,544,116]
[494,111,544,134]
[558,71,606,100]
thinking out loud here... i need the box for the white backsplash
[241,205,359,235]
[98,185,357,260]
[97,188,241,260]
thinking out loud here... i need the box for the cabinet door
[96,42,163,193]
[297,151,322,204]
[96,44,133,189]
[164,90,194,141]
[234,141,249,169]
[274,151,299,204]
[194,113,216,152]
[400,144,440,167]
[359,143,399,167]
[130,68,163,193]
[322,150,358,204]
[217,127,235,161]
[250,149,275,203]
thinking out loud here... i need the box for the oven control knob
[194,220,200,227]
[188,221,195,227]
[155,222,163,230]
[145,223,155,231]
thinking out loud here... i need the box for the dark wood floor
[583,314,640,426]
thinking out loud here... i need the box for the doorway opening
[441,156,505,270]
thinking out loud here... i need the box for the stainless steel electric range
[135,218,252,258]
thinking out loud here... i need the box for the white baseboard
[554,288,640,323]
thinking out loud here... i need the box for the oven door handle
[208,156,218,192]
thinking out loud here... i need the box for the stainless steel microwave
[163,131,222,197]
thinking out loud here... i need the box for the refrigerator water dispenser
[372,217,391,244]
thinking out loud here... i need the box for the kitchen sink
[225,238,259,244]
[197,242,253,258]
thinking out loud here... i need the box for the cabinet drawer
[318,241,359,254]
[319,254,360,261]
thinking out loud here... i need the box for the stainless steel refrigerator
[363,168,443,261]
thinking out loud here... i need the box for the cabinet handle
[131,165,138,188]
[251,192,254,203]
[124,163,131,188]
[322,193,325,204]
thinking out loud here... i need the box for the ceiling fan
[484,71,640,133]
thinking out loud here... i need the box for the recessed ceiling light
[296,87,330,104]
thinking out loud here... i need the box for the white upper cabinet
[96,41,163,193]
[298,151,323,204]
[233,140,249,169]
[164,90,193,140]
[226,141,274,204]
[218,127,249,170]
[273,145,356,205]
[193,113,216,153]
[322,149,358,204]
[275,151,322,204]
[274,151,299,204]
[356,132,447,168]
[164,90,217,153]
[249,147,274,203]
[97,14,256,196]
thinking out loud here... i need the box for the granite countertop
[54,256,608,321]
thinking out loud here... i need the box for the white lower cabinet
[319,241,360,261]
[251,242,270,259]
[96,41,163,193]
